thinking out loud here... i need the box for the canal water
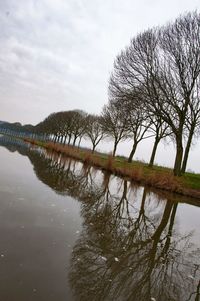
[0,135,199,301]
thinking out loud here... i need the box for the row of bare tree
[0,12,199,176]
[109,11,200,176]
[33,109,168,166]
[35,11,200,176]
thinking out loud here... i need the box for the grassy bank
[24,138,200,200]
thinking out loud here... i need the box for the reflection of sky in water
[176,203,200,243]
[0,145,82,301]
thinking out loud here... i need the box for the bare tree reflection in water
[69,179,200,301]
[67,177,199,300]
[0,135,199,301]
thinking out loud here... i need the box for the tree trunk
[92,143,96,153]
[181,126,195,174]
[53,135,57,143]
[68,135,71,145]
[73,136,77,146]
[173,137,183,176]
[149,138,160,167]
[64,135,67,145]
[128,142,138,163]
[78,137,82,148]
[112,140,118,157]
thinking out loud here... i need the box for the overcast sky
[0,0,200,171]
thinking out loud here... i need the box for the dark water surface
[0,135,199,301]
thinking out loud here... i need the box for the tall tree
[85,114,104,152]
[109,12,200,176]
[101,101,128,156]
[148,116,170,167]
[120,99,153,163]
[181,87,200,173]
[70,110,87,146]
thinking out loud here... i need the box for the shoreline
[24,138,200,200]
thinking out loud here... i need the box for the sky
[0,0,200,171]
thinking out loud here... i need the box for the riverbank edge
[24,138,200,200]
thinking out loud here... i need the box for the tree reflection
[69,184,199,301]
[0,136,199,301]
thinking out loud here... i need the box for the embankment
[24,138,200,200]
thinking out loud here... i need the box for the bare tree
[85,114,104,152]
[148,116,171,167]
[181,86,200,173]
[109,12,200,176]
[120,99,154,163]
[35,110,87,147]
[157,12,200,175]
[101,101,129,156]
[70,110,87,146]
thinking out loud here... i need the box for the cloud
[0,0,200,125]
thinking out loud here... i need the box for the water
[0,135,199,301]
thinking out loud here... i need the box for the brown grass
[83,152,92,165]
[145,172,181,192]
[23,138,200,199]
[106,155,114,171]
